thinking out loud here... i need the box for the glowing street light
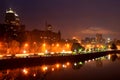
[43,43,46,47]
[22,68,28,75]
[24,43,28,47]
[42,66,48,71]
[23,50,27,54]
[62,64,67,68]
[52,44,55,46]
[66,44,70,48]
[52,68,55,71]
[56,43,59,47]
[66,62,70,66]
[56,64,60,68]
[33,73,36,77]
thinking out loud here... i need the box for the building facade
[5,8,20,25]
[25,25,61,44]
[0,8,26,43]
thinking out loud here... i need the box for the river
[0,54,120,80]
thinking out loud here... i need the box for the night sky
[0,0,120,39]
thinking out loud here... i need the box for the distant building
[81,37,92,44]
[81,33,105,44]
[25,24,61,44]
[96,33,105,43]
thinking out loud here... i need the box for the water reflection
[0,61,71,80]
[0,54,120,80]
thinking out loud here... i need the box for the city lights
[56,64,60,68]
[0,1,120,80]
[51,68,55,71]
[22,68,28,75]
[66,62,70,66]
[24,43,29,47]
[42,66,48,71]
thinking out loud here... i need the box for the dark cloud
[80,27,119,34]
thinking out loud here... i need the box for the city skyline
[0,0,120,39]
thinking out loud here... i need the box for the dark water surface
[0,54,120,80]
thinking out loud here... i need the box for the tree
[71,43,85,53]
[110,43,117,50]
[8,40,20,54]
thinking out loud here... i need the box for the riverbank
[0,50,120,70]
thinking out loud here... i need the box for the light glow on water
[0,54,120,80]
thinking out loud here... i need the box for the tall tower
[5,8,20,25]
[3,8,26,43]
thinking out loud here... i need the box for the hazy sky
[0,0,120,39]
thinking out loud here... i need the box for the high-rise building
[96,33,105,43]
[0,8,26,43]
[5,8,20,25]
